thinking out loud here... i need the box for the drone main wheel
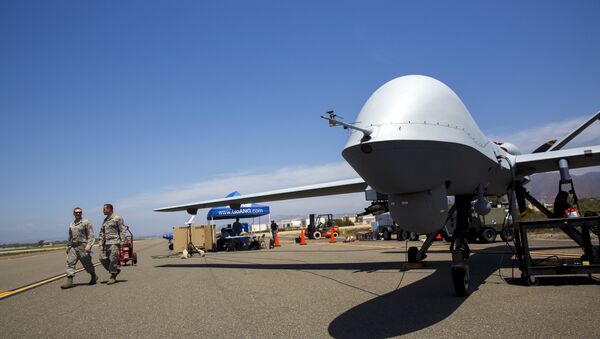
[500,227,514,242]
[522,273,539,286]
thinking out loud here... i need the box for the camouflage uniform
[99,213,125,275]
[66,219,96,277]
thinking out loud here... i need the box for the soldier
[61,207,97,289]
[232,217,243,236]
[270,220,278,240]
[99,203,125,285]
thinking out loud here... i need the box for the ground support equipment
[515,216,600,285]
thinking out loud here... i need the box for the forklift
[306,214,340,239]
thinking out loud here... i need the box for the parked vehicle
[306,214,340,239]
[471,206,513,243]
[376,213,419,241]
[442,206,512,243]
[376,206,511,243]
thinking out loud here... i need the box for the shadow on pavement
[157,261,431,272]
[327,245,510,338]
[156,245,596,338]
[99,280,128,284]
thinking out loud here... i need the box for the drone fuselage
[342,75,515,233]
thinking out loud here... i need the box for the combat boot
[107,274,117,285]
[89,273,98,285]
[60,276,74,289]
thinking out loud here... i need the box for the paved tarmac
[0,238,598,338]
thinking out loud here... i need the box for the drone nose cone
[342,75,491,195]
[345,75,484,145]
[342,75,489,152]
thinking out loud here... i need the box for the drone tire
[500,227,514,242]
[408,246,419,263]
[451,266,470,297]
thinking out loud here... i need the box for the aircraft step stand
[516,216,600,286]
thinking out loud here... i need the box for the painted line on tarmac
[0,246,67,257]
[530,251,581,258]
[0,241,162,301]
[0,262,102,301]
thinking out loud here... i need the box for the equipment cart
[516,216,600,285]
[119,225,138,266]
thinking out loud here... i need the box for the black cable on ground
[394,239,409,290]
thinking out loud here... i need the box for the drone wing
[154,177,368,214]
[515,145,600,176]
[516,111,600,175]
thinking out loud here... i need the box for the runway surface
[0,238,598,338]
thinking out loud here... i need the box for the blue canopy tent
[207,192,270,231]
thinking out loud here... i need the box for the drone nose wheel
[451,265,470,296]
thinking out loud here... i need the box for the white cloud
[118,162,360,210]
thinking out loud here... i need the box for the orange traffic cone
[329,230,337,243]
[274,230,280,247]
[299,229,307,245]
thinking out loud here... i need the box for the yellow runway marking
[0,241,161,301]
[0,262,101,301]
[530,251,582,258]
[403,262,425,269]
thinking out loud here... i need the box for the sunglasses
[74,211,82,214]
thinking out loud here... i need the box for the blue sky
[1,1,599,243]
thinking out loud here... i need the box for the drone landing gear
[406,231,440,263]
[450,195,472,296]
[406,205,457,265]
[450,237,471,296]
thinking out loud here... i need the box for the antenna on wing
[320,110,373,142]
